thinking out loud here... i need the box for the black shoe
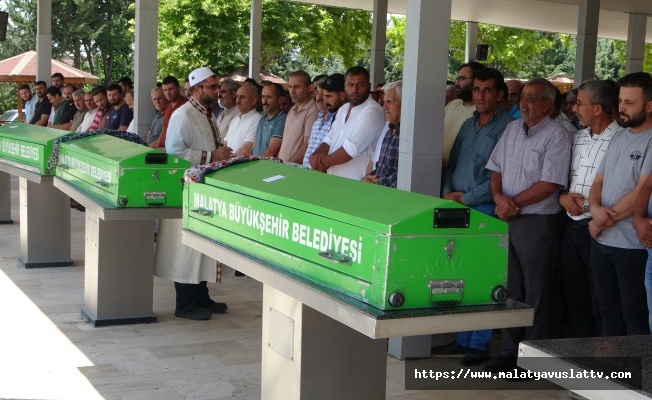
[483,354,517,372]
[199,300,228,314]
[461,348,489,366]
[175,307,211,320]
[431,340,468,355]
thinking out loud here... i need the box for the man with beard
[253,83,286,157]
[443,62,484,167]
[484,78,572,373]
[278,70,318,163]
[157,67,233,321]
[105,84,133,131]
[155,76,187,149]
[19,84,37,123]
[589,72,652,337]
[558,80,622,338]
[303,74,345,168]
[90,86,110,131]
[29,81,51,126]
[309,66,385,180]
[49,84,77,130]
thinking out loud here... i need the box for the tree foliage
[158,0,371,79]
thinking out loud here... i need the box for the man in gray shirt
[589,72,652,337]
[484,78,572,373]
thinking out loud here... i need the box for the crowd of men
[19,66,652,378]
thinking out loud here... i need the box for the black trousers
[560,218,600,337]
[174,281,210,311]
[501,214,560,357]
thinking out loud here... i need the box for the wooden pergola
[0,51,99,121]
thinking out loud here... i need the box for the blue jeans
[646,249,652,332]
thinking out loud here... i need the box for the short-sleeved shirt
[486,115,572,215]
[596,127,652,249]
[106,103,133,130]
[278,100,318,162]
[566,120,621,220]
[443,99,476,162]
[303,111,336,168]
[224,108,260,153]
[30,97,51,125]
[253,111,286,156]
[146,111,165,145]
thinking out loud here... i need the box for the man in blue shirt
[253,83,286,157]
[436,67,513,366]
[106,83,133,131]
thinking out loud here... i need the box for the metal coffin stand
[182,230,534,400]
[54,177,180,327]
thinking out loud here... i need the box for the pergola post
[574,0,600,86]
[370,0,388,87]
[249,0,262,80]
[465,21,478,62]
[625,13,647,74]
[133,0,158,140]
[35,0,52,83]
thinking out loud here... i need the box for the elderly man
[253,83,286,157]
[224,84,261,156]
[156,76,187,150]
[309,66,385,180]
[590,72,652,337]
[484,77,572,373]
[157,67,233,321]
[106,84,132,131]
[559,80,621,338]
[215,79,240,140]
[77,92,99,133]
[278,70,319,163]
[70,90,88,132]
[362,80,403,187]
[303,74,344,168]
[443,62,485,165]
[550,87,578,134]
[436,69,513,366]
[19,84,37,123]
[145,87,168,148]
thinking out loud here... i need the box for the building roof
[0,51,99,84]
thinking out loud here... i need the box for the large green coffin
[0,122,72,175]
[183,160,509,311]
[55,134,191,207]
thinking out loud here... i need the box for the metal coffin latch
[429,279,465,306]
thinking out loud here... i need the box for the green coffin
[0,122,73,175]
[56,134,191,207]
[183,160,509,310]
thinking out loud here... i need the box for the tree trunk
[83,40,95,76]
[262,49,277,70]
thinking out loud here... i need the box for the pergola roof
[0,51,99,84]
[288,0,652,43]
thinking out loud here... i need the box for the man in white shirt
[215,79,240,140]
[309,66,385,180]
[224,84,261,156]
[19,84,37,123]
[77,92,99,132]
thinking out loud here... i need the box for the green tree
[158,0,371,79]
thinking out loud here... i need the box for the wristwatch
[583,204,590,213]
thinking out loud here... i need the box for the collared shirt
[78,108,99,132]
[507,103,521,119]
[486,115,572,215]
[23,95,38,123]
[372,123,400,188]
[278,99,318,162]
[555,112,578,135]
[323,96,386,180]
[443,99,476,162]
[70,108,88,132]
[158,96,188,148]
[566,120,621,220]
[224,108,261,153]
[303,111,336,168]
[146,111,165,145]
[443,108,513,206]
[53,101,76,125]
[215,106,239,140]
[253,111,286,156]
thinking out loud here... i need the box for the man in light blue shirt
[253,83,286,157]
[19,84,37,123]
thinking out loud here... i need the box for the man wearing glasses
[443,62,484,168]
[156,66,234,321]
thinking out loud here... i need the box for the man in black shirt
[29,81,51,126]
